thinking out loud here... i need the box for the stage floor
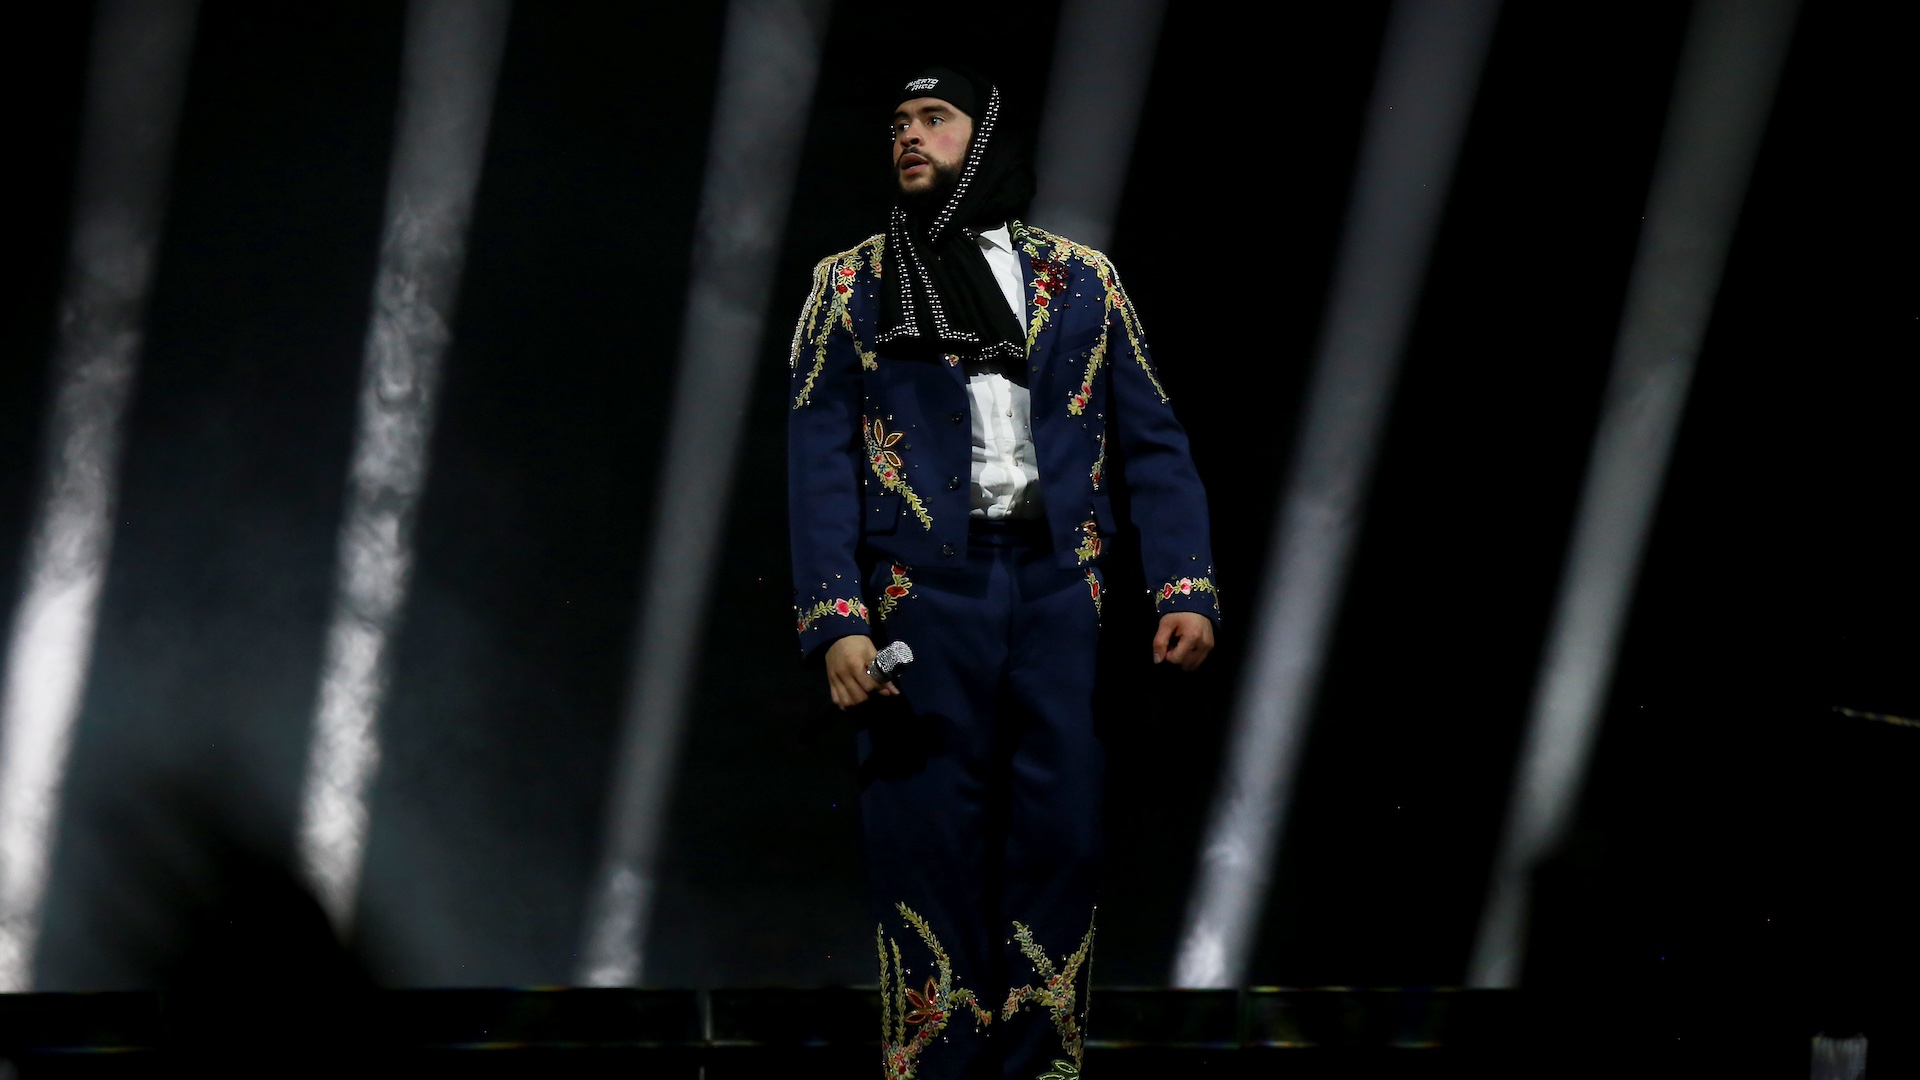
[6,985,1897,1077]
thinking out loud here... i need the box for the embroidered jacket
[788,222,1217,657]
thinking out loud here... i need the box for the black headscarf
[876,66,1034,365]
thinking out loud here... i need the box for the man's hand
[826,634,900,709]
[1152,612,1215,671]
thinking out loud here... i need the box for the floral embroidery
[1073,520,1102,565]
[1065,328,1109,417]
[1153,575,1220,613]
[1001,913,1095,1071]
[871,419,902,471]
[1038,1063,1081,1080]
[865,417,933,529]
[1085,571,1102,620]
[880,903,992,1080]
[902,978,943,1025]
[1015,222,1168,410]
[1025,251,1071,354]
[1094,254,1168,404]
[795,597,868,635]
[1089,433,1105,492]
[876,564,914,621]
[790,236,883,409]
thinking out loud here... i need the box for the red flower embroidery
[1035,295,1049,308]
[833,599,852,615]
[1073,520,1103,565]
[1161,583,1176,600]
[877,565,915,621]
[1088,578,1101,599]
[903,978,944,1026]
[835,283,850,294]
[870,420,903,471]
[1178,578,1193,594]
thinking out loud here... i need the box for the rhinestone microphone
[866,640,914,685]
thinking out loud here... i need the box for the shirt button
[940,543,957,557]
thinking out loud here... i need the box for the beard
[895,157,961,217]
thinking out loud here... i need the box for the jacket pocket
[864,493,904,536]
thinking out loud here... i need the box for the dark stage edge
[0,986,1900,1078]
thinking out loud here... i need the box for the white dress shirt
[968,224,1044,520]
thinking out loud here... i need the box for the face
[891,97,973,197]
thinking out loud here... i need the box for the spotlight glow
[296,0,511,930]
[1468,0,1798,988]
[1028,0,1166,253]
[1172,0,1502,989]
[0,0,198,993]
[576,0,830,987]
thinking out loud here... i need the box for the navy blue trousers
[859,523,1103,1080]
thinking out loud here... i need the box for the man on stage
[787,65,1218,1079]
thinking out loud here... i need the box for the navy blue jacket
[788,222,1217,658]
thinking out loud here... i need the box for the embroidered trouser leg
[859,526,1103,1080]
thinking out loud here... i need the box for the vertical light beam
[576,0,830,987]
[0,0,198,993]
[296,0,510,930]
[1028,0,1166,253]
[1172,0,1501,989]
[1468,0,1798,989]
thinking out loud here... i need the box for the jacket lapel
[1017,225,1063,395]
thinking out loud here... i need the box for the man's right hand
[826,634,899,709]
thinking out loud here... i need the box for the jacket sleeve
[1100,257,1221,623]
[788,255,873,657]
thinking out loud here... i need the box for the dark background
[5,0,1909,1021]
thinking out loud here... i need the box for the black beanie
[893,66,982,119]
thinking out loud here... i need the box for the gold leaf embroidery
[879,903,992,1080]
[1001,912,1096,1070]
[795,597,868,635]
[865,416,932,529]
[1016,222,1167,410]
[1073,519,1103,565]
[1152,574,1220,613]
[791,236,883,409]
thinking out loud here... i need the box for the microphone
[866,640,914,685]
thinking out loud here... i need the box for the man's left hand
[1152,612,1215,671]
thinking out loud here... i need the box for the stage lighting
[297,0,511,931]
[1173,0,1502,990]
[0,0,197,993]
[1468,0,1798,989]
[577,0,829,987]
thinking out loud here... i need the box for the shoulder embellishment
[789,234,884,409]
[1012,222,1168,410]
